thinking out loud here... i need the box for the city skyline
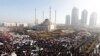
[65,8,97,27]
[0,0,100,26]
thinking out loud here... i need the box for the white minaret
[48,7,51,31]
[35,8,38,25]
[43,11,44,20]
[55,10,56,29]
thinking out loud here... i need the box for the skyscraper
[71,7,79,26]
[81,9,88,26]
[66,15,70,25]
[89,12,97,27]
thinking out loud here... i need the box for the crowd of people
[0,31,99,56]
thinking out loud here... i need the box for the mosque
[33,19,55,31]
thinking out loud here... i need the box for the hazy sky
[0,0,100,25]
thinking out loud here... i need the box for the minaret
[55,10,56,29]
[43,11,44,20]
[49,7,51,22]
[48,7,51,31]
[35,8,38,25]
[35,8,36,25]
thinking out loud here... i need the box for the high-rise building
[71,7,79,26]
[89,12,97,27]
[66,15,70,25]
[81,9,88,26]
